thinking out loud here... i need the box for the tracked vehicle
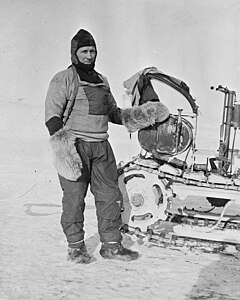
[118,67,240,253]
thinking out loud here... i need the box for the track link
[120,223,240,254]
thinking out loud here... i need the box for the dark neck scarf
[73,62,103,84]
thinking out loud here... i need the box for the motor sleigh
[118,67,240,253]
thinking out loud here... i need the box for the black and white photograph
[1,0,240,299]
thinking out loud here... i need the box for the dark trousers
[58,139,123,248]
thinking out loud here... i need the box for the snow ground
[1,100,240,300]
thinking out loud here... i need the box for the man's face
[76,46,96,64]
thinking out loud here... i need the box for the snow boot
[67,243,93,264]
[99,242,139,261]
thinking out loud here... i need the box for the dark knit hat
[71,29,97,64]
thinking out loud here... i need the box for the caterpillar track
[120,224,240,254]
[118,159,240,254]
[119,67,240,254]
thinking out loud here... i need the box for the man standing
[45,29,169,264]
[45,29,141,263]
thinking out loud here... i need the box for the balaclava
[71,29,97,65]
[71,29,102,83]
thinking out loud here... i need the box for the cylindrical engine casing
[232,104,240,128]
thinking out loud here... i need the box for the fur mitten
[49,126,82,181]
[121,101,169,133]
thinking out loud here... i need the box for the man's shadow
[187,253,240,300]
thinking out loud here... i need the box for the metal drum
[138,115,193,156]
[232,104,240,128]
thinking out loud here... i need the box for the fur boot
[49,127,82,181]
[121,101,169,133]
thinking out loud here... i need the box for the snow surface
[1,99,240,300]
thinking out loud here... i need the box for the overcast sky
[1,0,240,158]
